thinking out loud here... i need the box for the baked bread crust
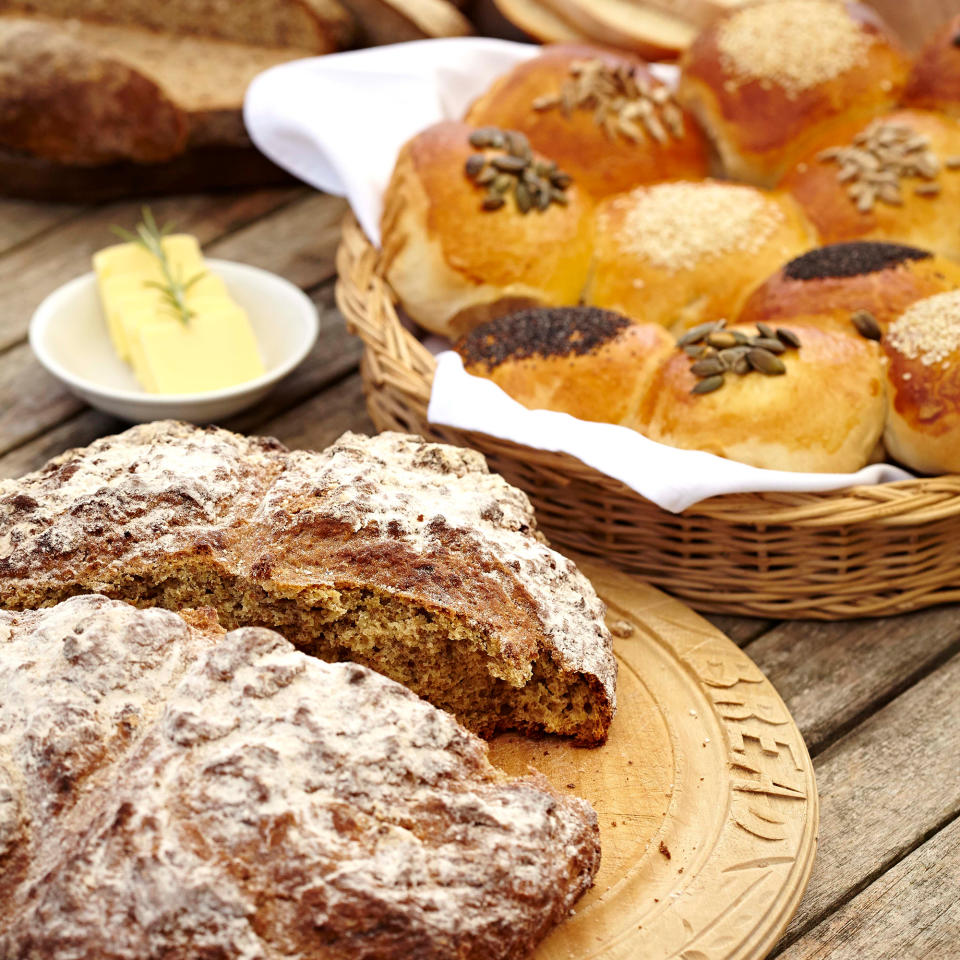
[0,421,616,745]
[465,44,710,199]
[638,322,886,472]
[381,121,595,339]
[677,0,907,186]
[0,596,600,960]
[903,14,960,117]
[584,180,815,333]
[456,305,674,425]
[738,242,960,336]
[780,109,960,263]
[0,17,188,165]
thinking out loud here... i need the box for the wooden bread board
[488,557,818,960]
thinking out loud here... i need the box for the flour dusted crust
[0,597,600,959]
[0,421,616,744]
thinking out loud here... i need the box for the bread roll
[903,14,960,117]
[638,321,886,472]
[780,110,960,261]
[456,305,673,423]
[677,0,908,186]
[381,121,594,339]
[738,241,960,336]
[584,180,815,333]
[883,289,960,474]
[465,44,710,199]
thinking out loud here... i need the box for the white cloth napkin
[244,38,914,513]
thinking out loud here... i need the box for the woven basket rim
[335,211,960,530]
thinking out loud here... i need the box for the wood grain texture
[779,814,960,960]
[781,653,960,943]
[746,609,960,753]
[0,198,84,255]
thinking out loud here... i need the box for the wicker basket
[336,213,960,619]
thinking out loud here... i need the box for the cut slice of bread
[338,0,472,45]
[537,0,697,57]
[0,0,354,52]
[0,13,311,163]
[639,0,746,29]
[492,0,588,43]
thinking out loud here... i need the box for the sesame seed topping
[611,182,785,272]
[717,0,874,97]
[888,290,960,366]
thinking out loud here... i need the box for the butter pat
[93,229,265,395]
[130,302,264,394]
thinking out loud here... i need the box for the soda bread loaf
[0,596,600,959]
[0,421,616,745]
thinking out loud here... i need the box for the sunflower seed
[690,357,725,377]
[691,374,724,394]
[851,309,882,340]
[747,348,786,375]
[776,328,802,348]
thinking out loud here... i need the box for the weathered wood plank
[747,609,960,754]
[206,193,348,290]
[0,199,86,256]
[0,189,304,352]
[778,814,960,960]
[702,614,775,647]
[779,652,960,944]
[258,372,373,449]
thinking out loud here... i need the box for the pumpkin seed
[465,154,486,179]
[718,346,750,369]
[776,328,801,348]
[751,337,787,354]
[755,322,775,340]
[492,173,512,193]
[492,154,527,173]
[747,348,786,375]
[691,374,724,394]
[677,320,724,346]
[851,309,882,341]
[474,167,496,186]
[707,331,738,349]
[690,357,725,377]
[683,344,706,358]
[733,355,751,375]
[515,181,532,213]
[482,193,505,211]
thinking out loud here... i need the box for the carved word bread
[0,595,600,960]
[0,421,616,745]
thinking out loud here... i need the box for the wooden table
[2,190,958,959]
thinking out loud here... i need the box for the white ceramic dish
[29,259,319,424]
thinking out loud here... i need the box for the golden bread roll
[677,0,908,186]
[780,110,960,261]
[584,180,816,332]
[465,44,710,199]
[903,15,960,117]
[883,290,960,474]
[637,321,886,472]
[455,305,673,423]
[380,120,594,339]
[738,241,960,336]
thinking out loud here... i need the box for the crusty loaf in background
[457,305,673,424]
[465,44,710,199]
[677,0,908,185]
[0,0,353,51]
[585,180,815,332]
[903,13,960,115]
[0,421,616,744]
[781,110,960,263]
[738,242,960,336]
[0,17,189,164]
[381,121,594,339]
[0,597,600,960]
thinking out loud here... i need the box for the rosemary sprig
[110,206,205,326]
